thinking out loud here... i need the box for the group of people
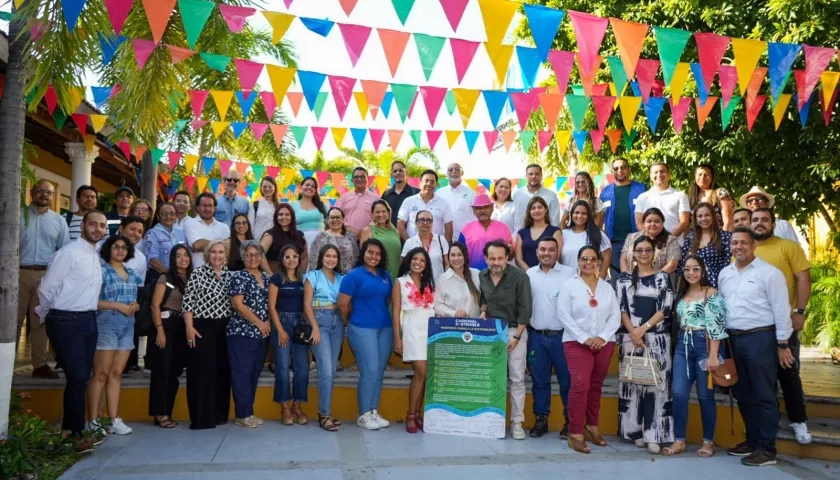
[19,158,812,467]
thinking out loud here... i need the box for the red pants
[564,341,615,435]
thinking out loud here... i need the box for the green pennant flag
[653,26,692,86]
[313,92,329,120]
[413,33,446,81]
[169,90,185,116]
[570,84,585,96]
[200,52,231,73]
[26,87,42,108]
[174,119,189,134]
[444,90,456,115]
[391,0,416,25]
[607,56,628,97]
[519,131,535,153]
[251,164,266,180]
[721,95,742,131]
[54,110,68,131]
[179,0,216,49]
[291,126,308,147]
[409,129,422,149]
[391,83,418,122]
[566,95,591,131]
[151,148,165,167]
[623,128,638,150]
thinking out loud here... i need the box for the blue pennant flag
[572,130,588,153]
[91,86,112,109]
[522,4,565,62]
[644,97,667,133]
[380,91,394,119]
[63,0,88,32]
[299,17,334,37]
[515,46,542,90]
[166,180,179,198]
[297,70,327,110]
[208,178,221,194]
[235,91,257,119]
[350,128,367,152]
[231,122,249,139]
[768,42,802,102]
[99,33,126,65]
[300,169,314,179]
[690,63,709,106]
[795,93,813,128]
[201,156,216,175]
[482,90,508,128]
[629,81,641,97]
[463,131,479,154]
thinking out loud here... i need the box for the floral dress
[398,276,435,362]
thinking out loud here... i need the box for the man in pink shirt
[337,167,380,237]
[458,194,513,269]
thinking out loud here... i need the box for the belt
[727,325,775,336]
[20,265,47,271]
[528,327,564,336]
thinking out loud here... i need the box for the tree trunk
[818,202,837,233]
[0,13,29,438]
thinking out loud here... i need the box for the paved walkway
[60,422,840,480]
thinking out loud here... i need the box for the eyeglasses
[352,175,367,180]
[134,206,150,213]
[283,254,299,260]
[32,189,54,196]
[416,217,432,224]
[580,256,598,263]
[111,244,128,251]
[234,221,248,226]
[634,248,654,254]
[328,216,343,221]
[225,177,240,183]
[243,253,262,259]
[159,212,176,217]
[682,266,702,274]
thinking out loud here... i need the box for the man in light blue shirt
[19,179,70,379]
[215,170,249,226]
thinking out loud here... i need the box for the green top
[676,293,728,340]
[479,266,532,326]
[371,224,401,280]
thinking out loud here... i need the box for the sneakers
[727,441,754,457]
[371,410,390,428]
[249,415,264,426]
[110,417,133,435]
[71,436,95,454]
[741,450,777,467]
[790,422,812,444]
[356,412,380,430]
[558,425,569,440]
[529,416,548,438]
[85,419,109,445]
[511,422,526,440]
[634,438,646,448]
[647,442,661,454]
[234,417,258,428]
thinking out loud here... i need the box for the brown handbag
[702,289,738,387]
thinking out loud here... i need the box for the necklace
[588,289,598,308]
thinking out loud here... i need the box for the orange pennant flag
[354,91,369,119]
[377,29,411,78]
[286,92,304,117]
[266,65,296,103]
[746,67,767,103]
[89,114,108,133]
[500,130,517,152]
[609,18,649,78]
[539,93,565,131]
[485,42,514,86]
[262,11,295,44]
[555,130,572,155]
[166,44,195,64]
[606,129,623,153]
[452,88,481,128]
[387,129,403,151]
[210,90,234,120]
[445,130,461,148]
[142,0,177,44]
[695,97,719,132]
[270,124,288,147]
[576,53,602,97]
[332,127,348,148]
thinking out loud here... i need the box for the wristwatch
[777,342,789,349]
[513,335,522,340]
[792,308,806,315]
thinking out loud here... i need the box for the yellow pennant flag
[197,176,210,194]
[731,38,767,95]
[262,11,295,44]
[266,65,296,103]
[485,42,514,87]
[821,71,840,105]
[354,91,369,119]
[89,114,108,133]
[555,131,572,155]
[374,176,390,194]
[83,134,96,153]
[452,88,481,128]
[212,121,230,138]
[477,0,520,47]
[669,62,691,102]
[67,86,85,113]
[445,130,461,148]
[14,0,24,7]
[618,96,642,133]
[184,154,200,174]
[331,127,348,148]
[210,91,234,121]
[773,94,792,131]
[281,167,297,186]
[465,179,478,190]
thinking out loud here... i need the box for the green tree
[335,147,441,176]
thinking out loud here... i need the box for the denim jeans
[227,334,267,418]
[271,312,310,403]
[347,323,393,416]
[527,330,570,422]
[672,330,717,442]
[45,310,97,435]
[731,330,780,454]
[309,309,345,415]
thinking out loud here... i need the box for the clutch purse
[292,322,314,346]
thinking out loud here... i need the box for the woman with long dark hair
[561,200,611,278]
[620,208,680,274]
[249,176,279,241]
[392,247,436,433]
[688,164,733,231]
[293,176,328,247]
[308,207,359,274]
[560,172,606,227]
[515,196,563,269]
[434,242,481,318]
[679,202,731,288]
[227,213,253,271]
[261,203,307,273]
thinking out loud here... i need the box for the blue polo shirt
[339,266,393,329]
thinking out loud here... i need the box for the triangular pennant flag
[566,95,590,131]
[105,0,133,35]
[98,33,126,65]
[66,87,85,113]
[537,131,554,152]
[184,154,199,174]
[377,29,411,78]
[623,129,638,150]
[89,114,108,133]
[257,91,277,119]
[391,83,419,122]
[210,90,234,120]
[803,45,836,104]
[572,130,588,152]
[477,0,520,47]
[669,62,690,102]
[167,152,182,170]
[219,5,256,33]
[590,130,604,153]
[234,59,264,91]
[328,75,356,121]
[311,127,328,150]
[746,67,769,103]
[166,44,195,64]
[339,23,372,67]
[234,159,249,174]
[440,0,469,31]
[483,130,499,152]
[793,70,808,109]
[609,18,648,79]
[653,26,691,85]
[410,130,423,149]
[369,129,385,152]
[445,130,461,149]
[768,42,802,101]
[270,124,289,147]
[189,90,209,118]
[618,96,642,132]
[635,59,660,103]
[250,123,269,140]
[644,96,667,133]
[201,156,216,175]
[178,0,215,49]
[745,95,766,131]
[797,93,814,128]
[236,91,257,118]
[519,131,535,153]
[381,91,394,118]
[718,65,738,108]
[510,92,536,129]
[539,93,565,131]
[174,119,188,134]
[606,129,622,153]
[71,113,88,133]
[523,4,565,61]
[419,86,447,126]
[669,97,691,134]
[339,0,359,16]
[452,88,481,128]
[284,92,301,117]
[425,130,442,150]
[211,121,229,138]
[576,54,601,96]
[90,86,111,109]
[183,176,196,193]
[298,70,328,110]
[720,95,741,131]
[262,11,295,44]
[251,165,266,182]
[387,129,403,151]
[354,92,369,119]
[695,96,719,132]
[548,50,575,94]
[132,38,156,70]
[390,0,416,25]
[568,10,609,75]
[695,32,731,93]
[482,90,507,127]
[299,17,334,37]
[231,122,248,139]
[350,128,367,151]
[606,56,628,97]
[266,66,295,104]
[313,92,329,120]
[516,46,542,89]
[361,80,389,119]
[592,95,615,132]
[414,33,446,81]
[498,130,515,152]
[150,148,165,167]
[331,127,348,148]
[555,130,571,155]
[450,38,480,84]
[731,38,767,95]
[444,90,457,114]
[192,120,208,131]
[485,42,515,86]
[690,63,710,106]
[290,126,308,147]
[141,0,177,44]
[820,89,836,126]
[463,131,479,153]
[200,52,231,72]
[196,177,209,194]
[821,71,840,105]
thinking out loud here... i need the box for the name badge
[161,311,171,319]
[602,200,612,208]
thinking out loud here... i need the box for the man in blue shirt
[19,179,70,379]
[215,170,249,226]
[599,158,646,278]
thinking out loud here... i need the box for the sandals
[292,404,309,425]
[281,405,294,426]
[154,416,177,428]
[662,440,686,456]
[567,436,591,454]
[697,442,715,458]
[414,411,424,431]
[583,427,608,447]
[405,412,418,434]
[318,414,339,432]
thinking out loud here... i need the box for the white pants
[508,328,528,423]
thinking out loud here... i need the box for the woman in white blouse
[434,242,481,318]
[248,176,278,241]
[401,210,449,280]
[558,245,621,455]
[561,201,611,278]
[490,178,516,238]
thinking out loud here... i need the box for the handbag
[707,336,738,387]
[618,344,666,392]
[292,322,314,346]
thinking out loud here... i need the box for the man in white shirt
[634,163,690,239]
[184,193,231,268]
[513,163,561,231]
[526,237,575,440]
[718,227,793,467]
[37,210,106,443]
[436,162,476,242]
[172,190,192,229]
[397,169,453,242]
[739,186,798,242]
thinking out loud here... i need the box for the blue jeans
[527,330,570,422]
[731,329,780,454]
[672,330,717,442]
[227,334,267,419]
[272,312,310,403]
[45,310,97,435]
[309,309,345,415]
[347,323,393,416]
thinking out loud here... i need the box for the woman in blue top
[515,196,563,269]
[304,244,345,431]
[268,243,310,426]
[338,238,393,431]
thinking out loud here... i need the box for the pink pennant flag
[419,86,447,126]
[218,160,234,177]
[283,0,294,8]
[592,95,615,132]
[339,0,359,16]
[118,141,132,160]
[189,90,209,118]
[183,176,196,192]
[266,166,280,179]
[821,89,838,126]
[105,0,133,35]
[718,65,738,108]
[110,84,121,99]
[192,120,208,131]
[439,0,469,31]
[426,130,443,150]
[590,129,604,153]
[285,92,303,117]
[695,32,731,92]
[369,129,385,152]
[669,97,691,134]
[234,59,264,91]
[745,95,766,132]
[132,39,157,70]
[568,11,609,75]
[592,83,609,96]
[166,44,195,64]
[635,59,660,103]
[483,130,499,152]
[537,131,553,152]
[167,152,182,170]
[250,123,269,140]
[510,92,537,130]
[219,5,256,33]
[44,85,58,114]
[270,124,289,147]
[803,45,836,105]
[548,50,575,94]
[311,126,328,150]
[338,23,372,67]
[260,91,278,118]
[450,38,480,84]
[328,75,357,121]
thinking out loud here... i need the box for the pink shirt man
[336,190,380,235]
[458,208,513,270]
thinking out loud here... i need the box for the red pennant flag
[266,166,280,179]
[635,59,659,103]
[71,113,88,133]
[44,85,58,114]
[590,129,604,153]
[339,23,372,67]
[311,126,328,150]
[669,97,692,134]
[568,10,609,75]
[132,38,157,70]
[260,91,278,118]
[548,50,575,94]
[141,0,177,44]
[377,29,411,77]
[387,129,403,151]
[105,0,133,35]
[419,86,447,126]
[537,131,554,152]
[592,95,615,132]
[250,123,268,140]
[167,152,182,170]
[234,59,264,91]
[270,124,289,147]
[606,129,622,153]
[440,0,469,31]
[118,141,132,161]
[369,129,385,152]
[745,95,766,132]
[695,32,731,93]
[189,90,209,118]
[285,92,303,117]
[592,83,610,96]
[219,5,256,33]
[328,75,357,120]
[450,38,480,84]
[183,176,196,192]
[793,70,807,109]
[483,130,499,152]
[166,44,195,64]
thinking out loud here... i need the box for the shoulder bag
[702,288,738,387]
[618,343,666,392]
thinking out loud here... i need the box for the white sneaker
[110,417,133,435]
[371,410,390,428]
[634,438,646,448]
[356,412,380,430]
[647,442,661,454]
[511,422,526,440]
[85,419,109,445]
[791,422,812,444]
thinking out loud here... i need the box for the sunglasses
[416,217,433,224]
[225,177,240,183]
[579,256,598,263]
[745,197,764,205]
[682,266,702,274]
[612,165,628,171]
[284,254,299,260]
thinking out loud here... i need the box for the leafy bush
[802,250,840,350]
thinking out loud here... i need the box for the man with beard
[599,158,646,277]
[740,186,798,242]
[381,160,419,228]
[107,186,134,236]
[37,210,107,452]
[19,179,70,379]
[512,164,561,231]
[66,185,98,240]
[185,193,231,268]
[437,162,476,243]
[397,169,453,242]
[458,194,512,269]
[752,208,813,445]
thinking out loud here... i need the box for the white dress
[433,268,481,318]
[398,276,435,362]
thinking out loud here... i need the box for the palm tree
[335,147,440,176]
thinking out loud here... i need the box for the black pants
[778,331,808,423]
[148,312,186,418]
[731,330,780,454]
[45,310,97,435]
[186,317,231,429]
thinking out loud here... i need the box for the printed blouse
[676,293,728,340]
[228,270,271,338]
[182,264,232,319]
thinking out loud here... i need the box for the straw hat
[739,186,775,209]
